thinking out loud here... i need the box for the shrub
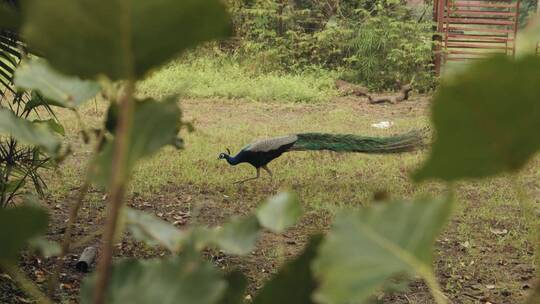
[223,0,437,91]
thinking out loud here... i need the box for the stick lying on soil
[367,84,412,104]
[335,79,413,104]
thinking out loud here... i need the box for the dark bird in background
[218,130,426,184]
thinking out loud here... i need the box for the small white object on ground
[371,121,394,129]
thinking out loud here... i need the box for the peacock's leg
[233,168,260,184]
[262,165,273,179]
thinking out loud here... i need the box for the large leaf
[125,209,261,256]
[92,96,181,186]
[253,235,322,304]
[22,0,231,80]
[215,216,260,255]
[24,91,68,111]
[0,108,60,155]
[0,205,48,263]
[124,208,186,253]
[0,3,20,30]
[33,119,65,136]
[28,237,61,258]
[256,192,301,233]
[80,254,226,304]
[15,58,101,107]
[312,198,453,304]
[217,271,248,304]
[415,55,540,181]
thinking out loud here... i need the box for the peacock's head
[218,148,231,160]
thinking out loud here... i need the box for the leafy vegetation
[0,1,63,208]
[222,0,436,91]
[141,0,437,100]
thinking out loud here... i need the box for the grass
[137,55,339,103]
[33,95,539,304]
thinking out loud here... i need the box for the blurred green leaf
[217,271,248,304]
[24,91,68,111]
[80,254,226,304]
[215,216,260,255]
[0,205,48,263]
[15,59,101,107]
[33,119,65,136]
[415,55,540,181]
[0,3,20,30]
[23,0,231,80]
[124,208,186,252]
[93,96,181,186]
[256,192,301,233]
[4,178,25,193]
[313,198,452,304]
[28,237,61,258]
[253,235,322,304]
[0,109,60,155]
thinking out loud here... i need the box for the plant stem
[93,81,135,304]
[2,263,54,304]
[48,130,104,297]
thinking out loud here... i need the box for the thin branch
[48,129,105,297]
[93,80,135,304]
[1,263,54,304]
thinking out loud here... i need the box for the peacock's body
[218,130,426,184]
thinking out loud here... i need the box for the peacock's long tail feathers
[290,129,427,153]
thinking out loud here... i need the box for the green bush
[224,0,437,91]
[342,15,436,91]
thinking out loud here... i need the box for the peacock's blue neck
[225,154,241,165]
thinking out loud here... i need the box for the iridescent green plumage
[291,129,426,153]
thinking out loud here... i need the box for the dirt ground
[1,95,538,303]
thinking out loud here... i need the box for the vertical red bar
[433,0,445,75]
[512,0,520,58]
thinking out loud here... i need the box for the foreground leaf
[124,208,185,252]
[0,3,20,30]
[415,55,540,181]
[217,271,248,304]
[23,0,231,80]
[124,208,262,255]
[256,192,301,233]
[15,59,101,107]
[0,205,48,263]
[24,91,68,112]
[80,254,226,304]
[93,96,181,186]
[215,216,260,255]
[313,198,453,304]
[253,235,322,304]
[0,109,60,155]
[28,237,61,258]
[33,119,65,136]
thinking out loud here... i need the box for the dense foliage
[224,0,436,90]
[0,1,62,208]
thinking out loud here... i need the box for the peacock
[218,130,426,184]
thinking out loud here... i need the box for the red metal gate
[433,0,520,73]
